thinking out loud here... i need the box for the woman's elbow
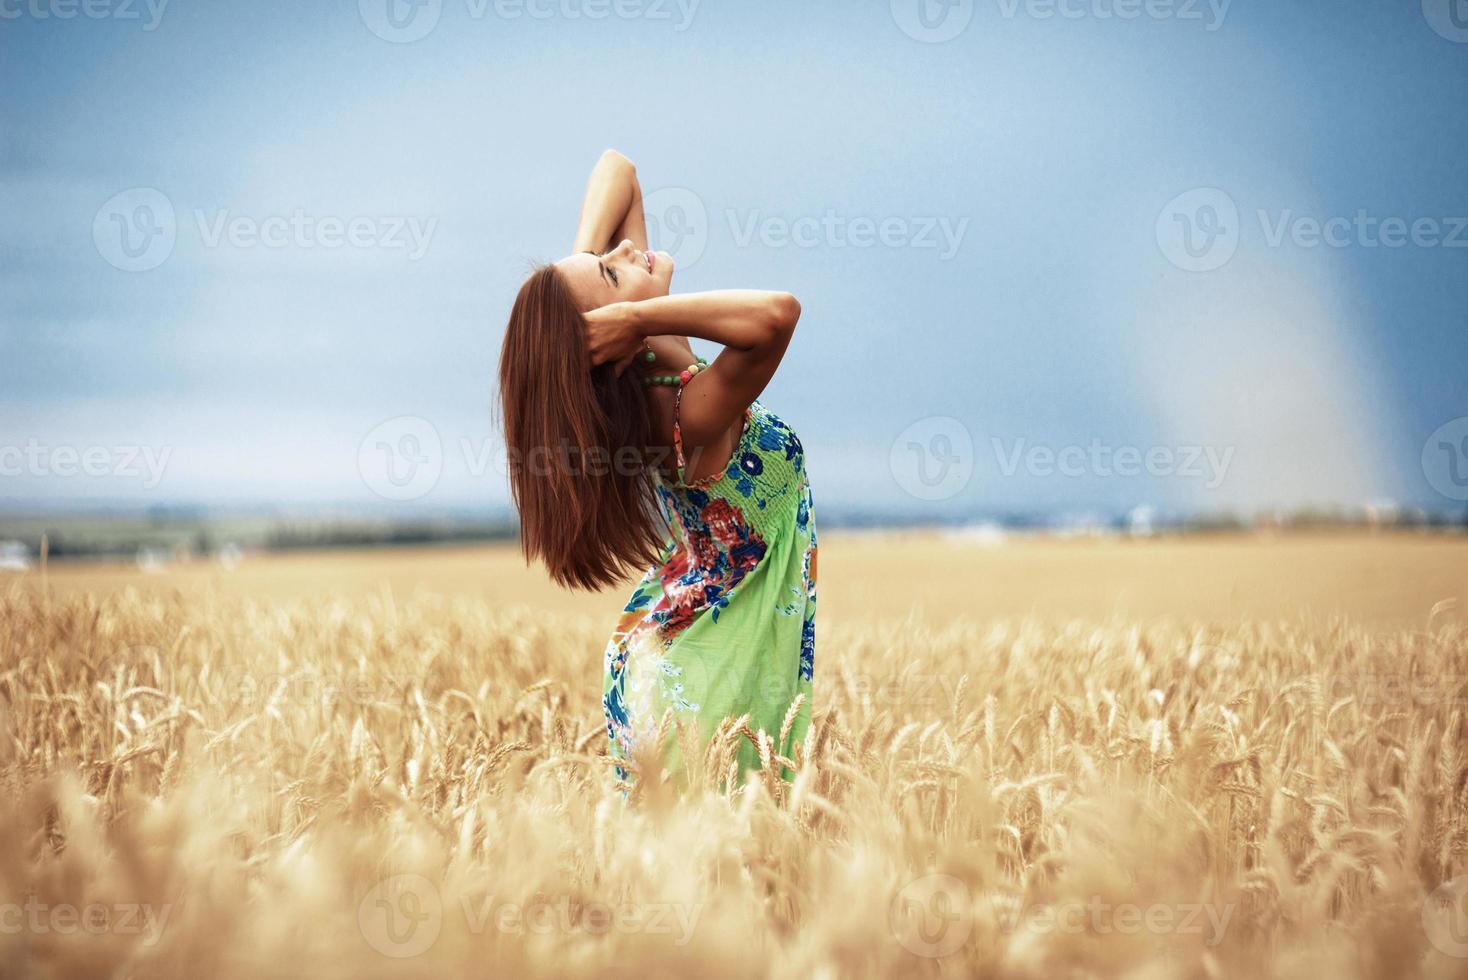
[599,148,635,174]
[768,292,801,333]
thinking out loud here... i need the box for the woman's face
[555,239,673,311]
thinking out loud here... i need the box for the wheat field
[2,533,1467,978]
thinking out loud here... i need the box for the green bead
[642,350,656,362]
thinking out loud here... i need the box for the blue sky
[2,0,1466,520]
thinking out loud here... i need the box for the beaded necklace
[637,344,708,388]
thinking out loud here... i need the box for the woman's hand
[582,301,645,377]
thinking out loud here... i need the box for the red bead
[679,369,692,384]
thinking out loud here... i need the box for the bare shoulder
[644,385,744,484]
[673,370,745,447]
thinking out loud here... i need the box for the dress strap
[672,383,688,484]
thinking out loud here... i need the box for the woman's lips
[646,250,655,274]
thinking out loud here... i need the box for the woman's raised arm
[584,290,802,449]
[572,149,648,255]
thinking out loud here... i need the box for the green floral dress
[602,388,817,787]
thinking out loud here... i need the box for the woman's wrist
[626,297,663,338]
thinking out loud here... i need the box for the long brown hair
[496,264,669,591]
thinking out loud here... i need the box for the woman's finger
[585,327,607,362]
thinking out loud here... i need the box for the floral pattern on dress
[650,488,768,640]
[798,481,818,681]
[601,398,816,788]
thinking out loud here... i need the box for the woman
[497,150,817,789]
